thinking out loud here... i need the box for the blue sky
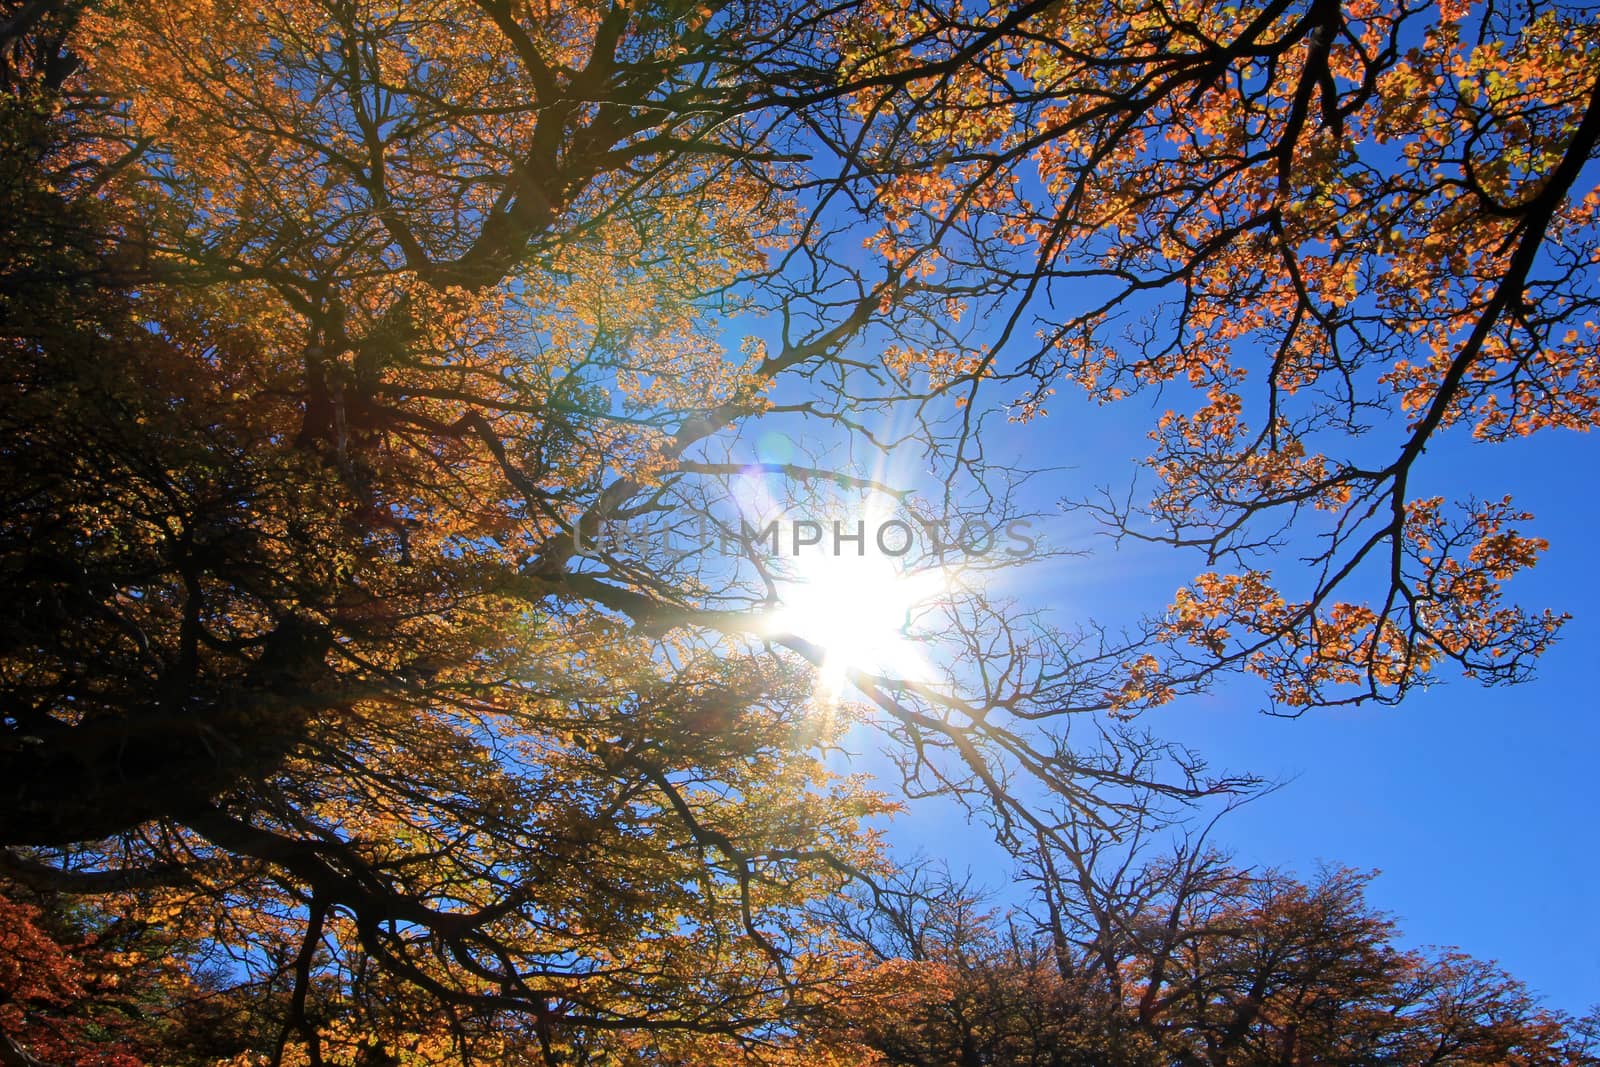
[862,403,1600,1015]
[715,30,1600,1007]
[1162,423,1600,1015]
[727,257,1600,1013]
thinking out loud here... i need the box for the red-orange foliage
[3,0,1596,1060]
[807,857,1598,1066]
[834,0,1599,710]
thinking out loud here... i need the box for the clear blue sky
[1159,424,1600,1016]
[865,402,1600,1015]
[731,125,1600,1013]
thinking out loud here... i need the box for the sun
[764,546,947,699]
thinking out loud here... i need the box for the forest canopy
[1,0,1597,1062]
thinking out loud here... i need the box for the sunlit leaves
[841,0,1600,709]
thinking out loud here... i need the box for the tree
[2,0,1210,1059]
[0,876,265,1067]
[3,0,1597,1060]
[829,0,1600,710]
[813,843,1599,1066]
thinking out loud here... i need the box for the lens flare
[765,544,947,700]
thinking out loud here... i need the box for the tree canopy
[808,839,1599,1066]
[2,0,1596,1061]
